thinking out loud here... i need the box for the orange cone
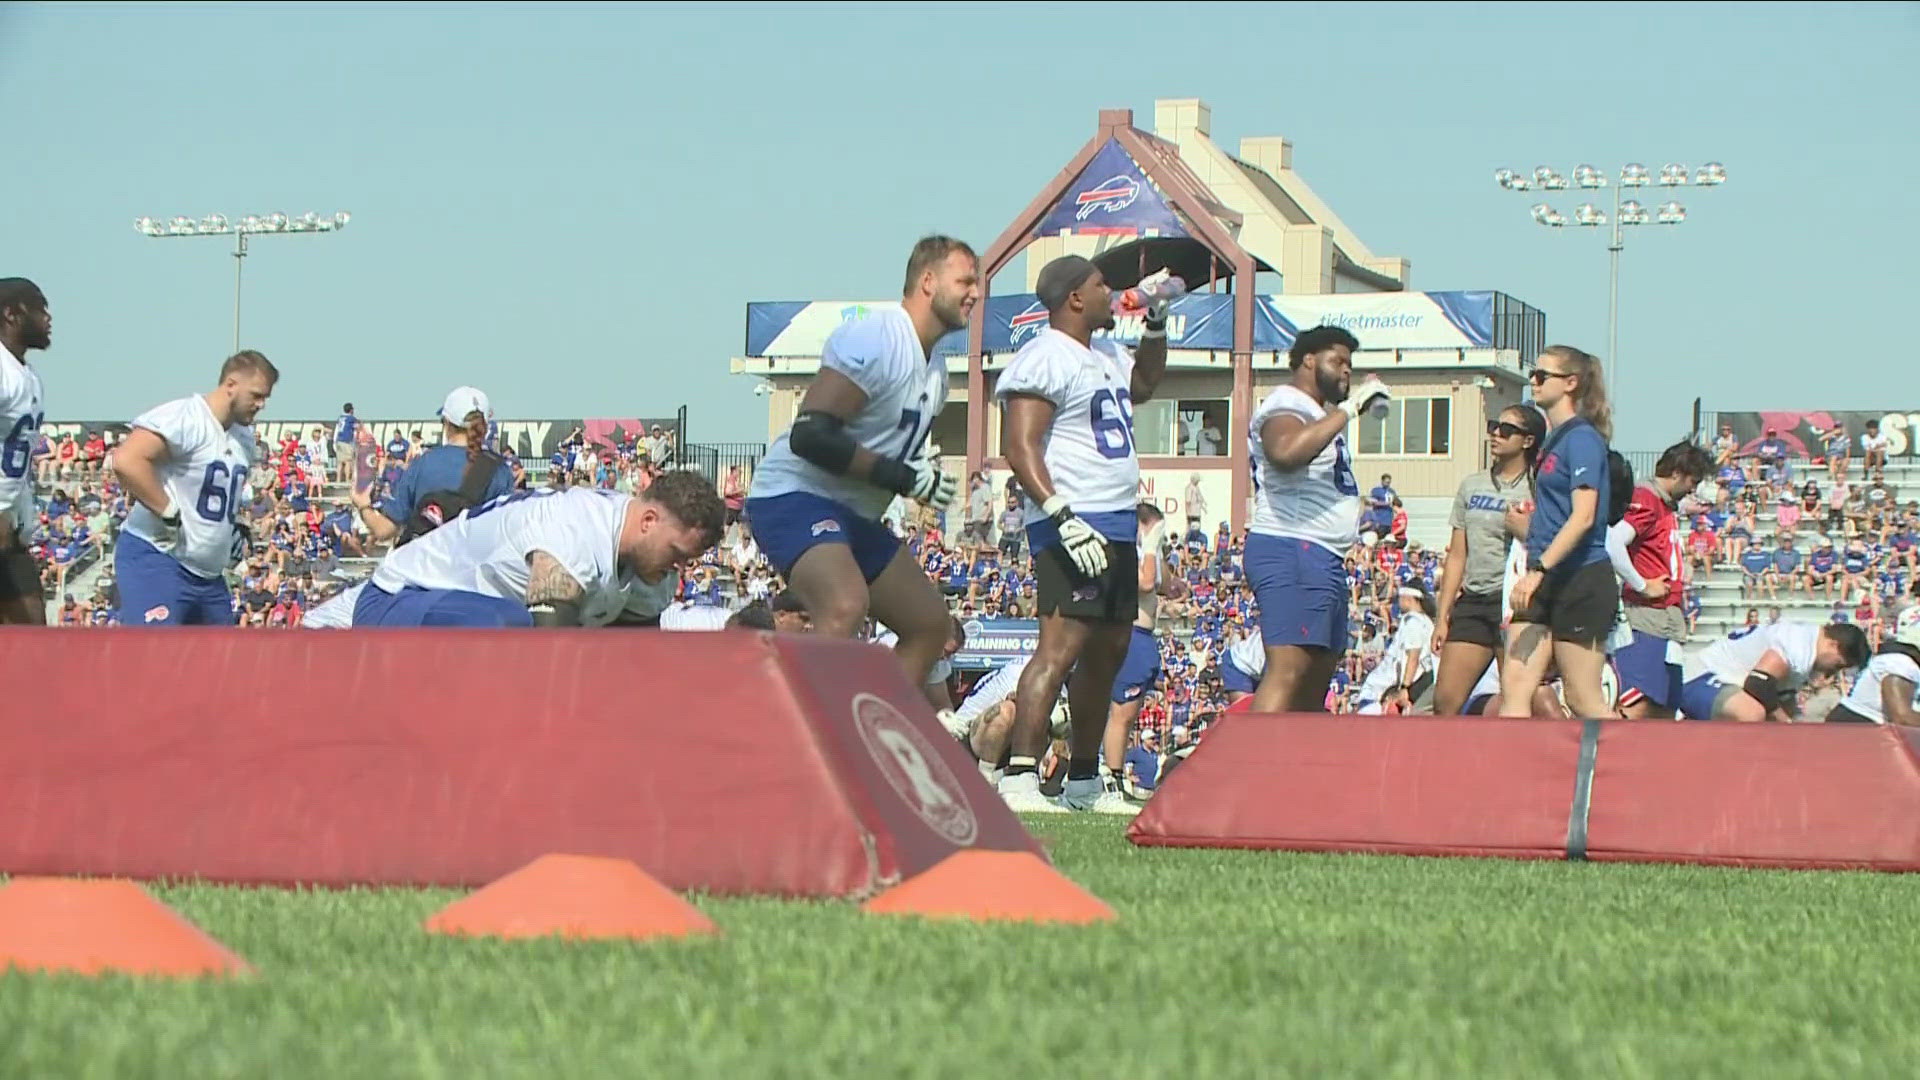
[0,878,253,978]
[862,850,1117,924]
[423,854,718,941]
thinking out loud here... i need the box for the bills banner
[36,417,679,462]
[1033,139,1190,239]
[746,291,1519,357]
[1719,409,1920,461]
[952,617,1039,670]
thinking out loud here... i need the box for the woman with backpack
[1499,346,1620,718]
[349,386,515,547]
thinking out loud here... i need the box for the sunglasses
[1487,420,1529,439]
[1529,368,1573,385]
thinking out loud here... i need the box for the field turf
[5,816,1918,1078]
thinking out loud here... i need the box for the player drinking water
[993,255,1169,813]
[745,236,975,685]
[112,351,277,626]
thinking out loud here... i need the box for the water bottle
[1113,274,1187,315]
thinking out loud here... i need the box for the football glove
[1341,376,1392,422]
[1043,495,1109,579]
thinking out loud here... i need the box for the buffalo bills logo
[1009,302,1049,344]
[143,605,170,623]
[1075,175,1139,220]
[1539,454,1559,476]
[1071,584,1100,603]
[811,519,842,537]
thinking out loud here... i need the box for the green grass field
[5,817,1918,1079]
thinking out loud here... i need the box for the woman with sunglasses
[1430,405,1545,714]
[1500,346,1619,718]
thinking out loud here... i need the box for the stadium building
[732,99,1546,540]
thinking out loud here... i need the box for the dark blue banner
[1034,140,1189,239]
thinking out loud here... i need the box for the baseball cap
[439,386,493,422]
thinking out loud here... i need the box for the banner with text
[1719,409,1920,461]
[952,617,1040,670]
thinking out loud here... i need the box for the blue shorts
[114,533,235,626]
[353,584,535,628]
[1222,657,1257,695]
[1111,626,1162,704]
[1614,630,1683,710]
[1245,533,1349,653]
[745,492,900,584]
[1678,674,1730,721]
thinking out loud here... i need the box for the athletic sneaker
[998,772,1066,814]
[935,708,970,741]
[1058,777,1141,816]
[977,761,1005,787]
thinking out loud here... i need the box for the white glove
[907,453,958,510]
[1138,269,1176,323]
[1341,376,1392,422]
[1042,495,1109,578]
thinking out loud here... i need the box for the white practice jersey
[994,328,1139,530]
[952,657,1031,734]
[872,625,952,684]
[1248,385,1360,554]
[1226,627,1266,680]
[1356,612,1435,705]
[1839,651,1920,724]
[750,306,946,520]
[369,487,664,627]
[303,582,365,629]
[0,344,44,531]
[660,601,733,632]
[122,395,259,579]
[1684,622,1821,689]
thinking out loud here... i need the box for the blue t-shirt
[377,445,516,526]
[1529,418,1610,568]
[1123,746,1160,790]
[1773,549,1802,573]
[1810,550,1837,573]
[334,413,357,442]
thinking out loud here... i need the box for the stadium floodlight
[134,207,351,351]
[1494,158,1723,396]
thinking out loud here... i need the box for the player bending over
[1246,324,1390,713]
[351,473,724,627]
[993,256,1168,813]
[112,351,277,626]
[0,278,52,624]
[1828,608,1920,725]
[943,656,1071,786]
[1677,620,1869,721]
[744,236,976,684]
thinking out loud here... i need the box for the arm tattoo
[524,550,586,605]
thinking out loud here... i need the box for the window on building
[1357,397,1451,456]
[929,401,967,458]
[1176,400,1230,456]
[1130,398,1176,456]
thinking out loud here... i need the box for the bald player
[112,351,277,626]
[0,278,51,624]
[993,255,1168,813]
[352,474,725,627]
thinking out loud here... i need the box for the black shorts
[1826,702,1877,724]
[1447,589,1505,648]
[1033,538,1138,622]
[0,544,39,601]
[1512,559,1617,648]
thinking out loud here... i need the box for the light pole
[135,212,350,352]
[1495,163,1724,393]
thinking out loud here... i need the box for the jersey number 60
[195,461,247,523]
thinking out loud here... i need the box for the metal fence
[678,441,766,482]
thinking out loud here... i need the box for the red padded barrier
[1584,722,1920,871]
[1128,714,1585,860]
[0,628,1038,898]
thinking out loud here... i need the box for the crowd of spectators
[1681,422,1918,648]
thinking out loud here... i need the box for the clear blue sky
[4,1,1915,450]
